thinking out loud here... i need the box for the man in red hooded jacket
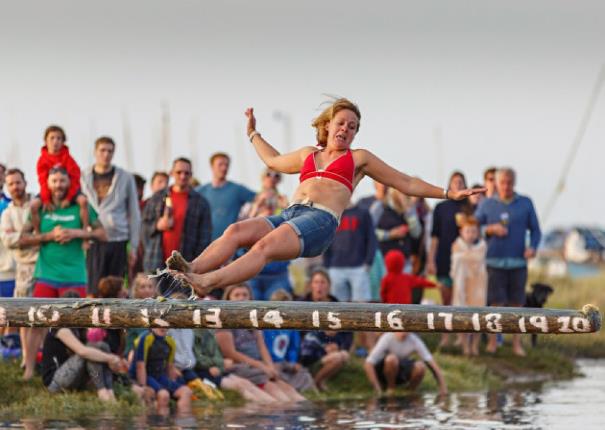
[380,249,436,305]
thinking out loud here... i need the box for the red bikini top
[299,149,355,192]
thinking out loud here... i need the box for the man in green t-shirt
[21,166,107,298]
[18,166,107,381]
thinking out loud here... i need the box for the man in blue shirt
[195,152,255,241]
[475,167,541,356]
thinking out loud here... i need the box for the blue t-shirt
[196,181,255,240]
[264,329,300,363]
[0,193,10,216]
[475,193,541,269]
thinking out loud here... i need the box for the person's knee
[412,361,426,379]
[385,354,399,368]
[157,389,170,405]
[176,385,192,400]
[224,222,243,240]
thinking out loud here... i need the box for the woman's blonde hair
[132,273,157,299]
[311,98,361,148]
[223,283,253,300]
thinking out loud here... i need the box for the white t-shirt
[366,333,433,365]
[168,328,196,370]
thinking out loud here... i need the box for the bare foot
[166,251,191,273]
[168,270,212,296]
[485,343,498,354]
[23,368,34,381]
[513,345,526,357]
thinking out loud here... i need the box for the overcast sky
[1,0,604,229]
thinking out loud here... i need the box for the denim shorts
[264,204,339,258]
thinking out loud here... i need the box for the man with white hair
[475,167,541,356]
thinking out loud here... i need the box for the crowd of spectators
[0,124,542,412]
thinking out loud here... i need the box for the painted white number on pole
[557,316,572,333]
[327,312,342,329]
[472,313,481,331]
[312,311,320,328]
[205,308,222,328]
[387,310,403,330]
[518,317,527,333]
[249,309,259,328]
[374,312,382,329]
[529,316,548,333]
[572,317,591,333]
[427,313,435,330]
[263,310,284,328]
[438,312,453,331]
[485,313,503,332]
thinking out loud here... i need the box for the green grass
[0,362,143,419]
[526,270,605,357]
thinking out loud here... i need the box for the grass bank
[527,270,605,358]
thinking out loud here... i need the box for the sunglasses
[266,172,281,180]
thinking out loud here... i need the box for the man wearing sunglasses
[142,158,212,276]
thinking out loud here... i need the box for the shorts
[195,368,223,388]
[374,357,416,388]
[0,280,15,298]
[328,266,371,302]
[14,263,36,298]
[437,276,453,289]
[33,279,87,298]
[264,203,339,258]
[487,266,527,306]
[147,374,184,396]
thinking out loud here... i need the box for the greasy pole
[0,299,600,334]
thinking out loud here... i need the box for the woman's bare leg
[275,380,305,402]
[181,224,301,295]
[221,375,276,404]
[189,218,273,274]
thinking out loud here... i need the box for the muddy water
[7,360,605,429]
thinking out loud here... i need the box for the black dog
[525,282,554,347]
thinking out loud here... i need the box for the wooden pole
[0,299,600,334]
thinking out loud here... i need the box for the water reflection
[9,360,605,429]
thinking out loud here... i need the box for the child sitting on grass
[30,125,89,236]
[125,274,157,358]
[130,327,192,416]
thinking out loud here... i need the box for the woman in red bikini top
[170,98,485,297]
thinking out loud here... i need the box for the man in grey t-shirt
[364,332,448,396]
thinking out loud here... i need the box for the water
[4,360,604,429]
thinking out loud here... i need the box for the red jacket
[380,250,435,304]
[36,145,81,204]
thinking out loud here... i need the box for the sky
[0,0,604,229]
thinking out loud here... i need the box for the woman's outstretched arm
[246,107,314,173]
[358,149,485,200]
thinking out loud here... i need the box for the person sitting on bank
[216,283,305,403]
[364,332,448,396]
[300,268,353,391]
[130,327,192,416]
[264,289,316,392]
[41,292,127,401]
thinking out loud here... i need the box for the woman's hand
[245,107,257,136]
[448,187,486,200]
